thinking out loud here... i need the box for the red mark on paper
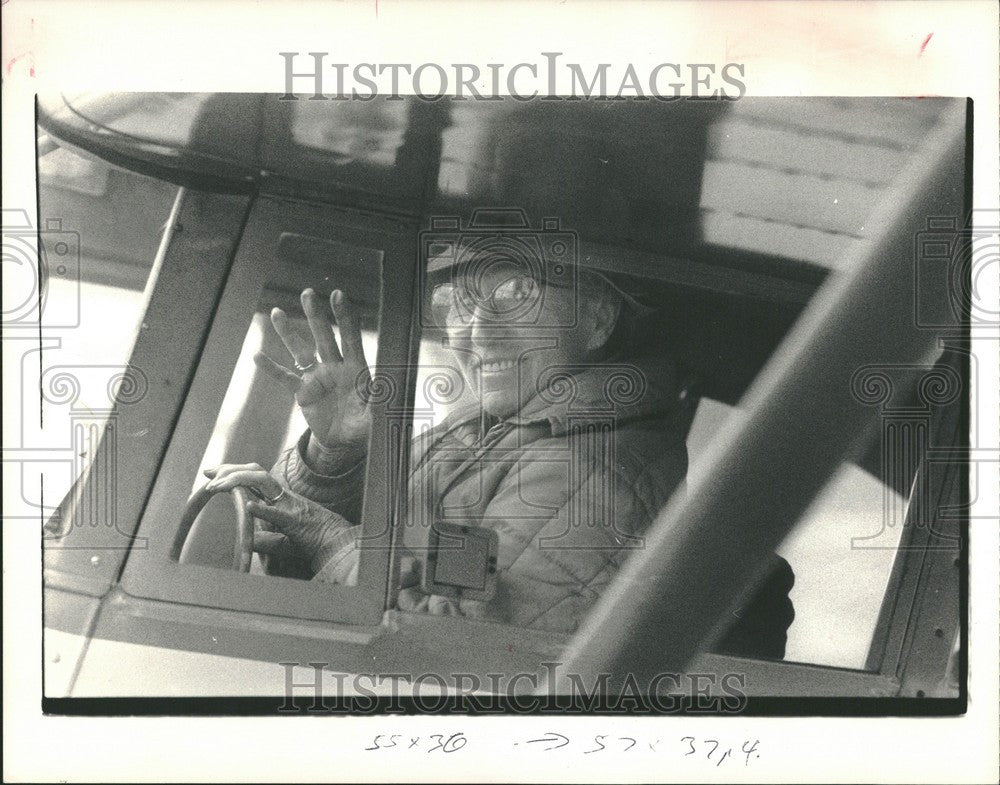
[6,53,34,77]
[919,33,933,57]
[6,17,36,76]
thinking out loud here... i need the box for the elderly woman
[205,256,794,655]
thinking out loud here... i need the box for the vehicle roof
[35,92,957,411]
[38,92,954,281]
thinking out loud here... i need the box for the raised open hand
[255,288,371,468]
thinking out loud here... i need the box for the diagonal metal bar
[550,100,968,691]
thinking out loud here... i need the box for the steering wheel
[177,483,255,572]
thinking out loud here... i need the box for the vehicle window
[387,226,711,639]
[181,236,384,585]
[193,315,381,491]
[388,250,905,668]
[44,93,209,150]
[111,196,410,625]
[780,462,905,668]
[272,98,439,204]
[688,397,905,669]
[291,100,408,167]
[35,145,178,520]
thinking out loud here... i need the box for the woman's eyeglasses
[431,274,544,327]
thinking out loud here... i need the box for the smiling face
[436,264,621,418]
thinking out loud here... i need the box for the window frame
[119,194,419,627]
[42,183,253,598]
[550,101,968,697]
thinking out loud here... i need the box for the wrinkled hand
[203,464,348,570]
[256,288,371,468]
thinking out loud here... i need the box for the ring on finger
[247,486,287,506]
[294,358,317,373]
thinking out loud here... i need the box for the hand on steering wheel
[178,483,258,572]
[202,464,345,572]
[176,465,296,572]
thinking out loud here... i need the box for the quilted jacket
[269,357,794,656]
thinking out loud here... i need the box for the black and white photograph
[3,2,998,783]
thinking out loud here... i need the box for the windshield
[39,93,953,272]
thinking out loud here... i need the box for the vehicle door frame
[117,193,419,627]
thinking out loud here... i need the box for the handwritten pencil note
[365,732,761,766]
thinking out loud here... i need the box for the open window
[119,196,418,626]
